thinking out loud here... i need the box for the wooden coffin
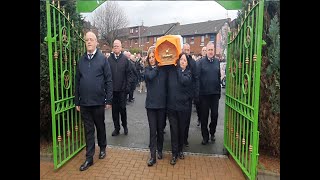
[155,35,182,66]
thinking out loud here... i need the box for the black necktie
[88,54,93,59]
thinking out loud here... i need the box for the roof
[117,27,129,37]
[169,19,229,36]
[140,23,179,37]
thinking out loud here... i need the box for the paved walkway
[40,88,279,179]
[40,146,246,180]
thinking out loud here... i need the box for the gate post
[45,0,58,168]
[251,0,265,178]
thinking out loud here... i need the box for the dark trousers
[168,109,188,157]
[184,99,192,144]
[80,105,106,161]
[128,83,136,101]
[195,99,200,122]
[112,91,127,131]
[199,94,220,141]
[163,109,168,131]
[147,108,166,158]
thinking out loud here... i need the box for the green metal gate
[223,0,264,179]
[45,0,86,169]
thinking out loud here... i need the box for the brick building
[117,23,179,56]
[168,19,230,56]
[86,18,231,58]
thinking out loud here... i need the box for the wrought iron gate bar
[224,1,264,179]
[46,0,86,169]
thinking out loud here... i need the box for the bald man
[75,31,113,171]
[107,39,133,136]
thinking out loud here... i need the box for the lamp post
[138,25,140,53]
[138,20,143,54]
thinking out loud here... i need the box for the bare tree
[91,1,129,46]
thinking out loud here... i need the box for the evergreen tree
[40,0,84,141]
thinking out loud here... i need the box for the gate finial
[52,0,54,5]
[248,3,251,12]
[57,0,60,9]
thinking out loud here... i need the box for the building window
[130,29,133,34]
[183,37,186,43]
[200,36,204,46]
[135,39,138,44]
[190,36,194,44]
[154,37,156,43]
[210,34,215,42]
[147,37,149,43]
[136,28,138,33]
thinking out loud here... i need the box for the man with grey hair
[123,51,131,59]
[128,54,139,102]
[200,46,207,58]
[194,46,207,127]
[75,31,113,171]
[107,39,132,136]
[196,41,221,145]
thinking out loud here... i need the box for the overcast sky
[81,1,239,27]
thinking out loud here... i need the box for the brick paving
[40,146,246,180]
[40,88,280,179]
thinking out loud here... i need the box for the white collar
[87,49,97,57]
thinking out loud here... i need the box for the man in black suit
[107,40,133,136]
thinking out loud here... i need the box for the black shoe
[178,152,185,159]
[124,127,128,135]
[197,121,200,126]
[112,130,120,136]
[99,150,106,159]
[211,135,216,142]
[170,156,178,165]
[79,160,93,171]
[184,141,189,147]
[147,158,156,166]
[157,152,163,160]
[201,140,208,145]
[163,130,166,134]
